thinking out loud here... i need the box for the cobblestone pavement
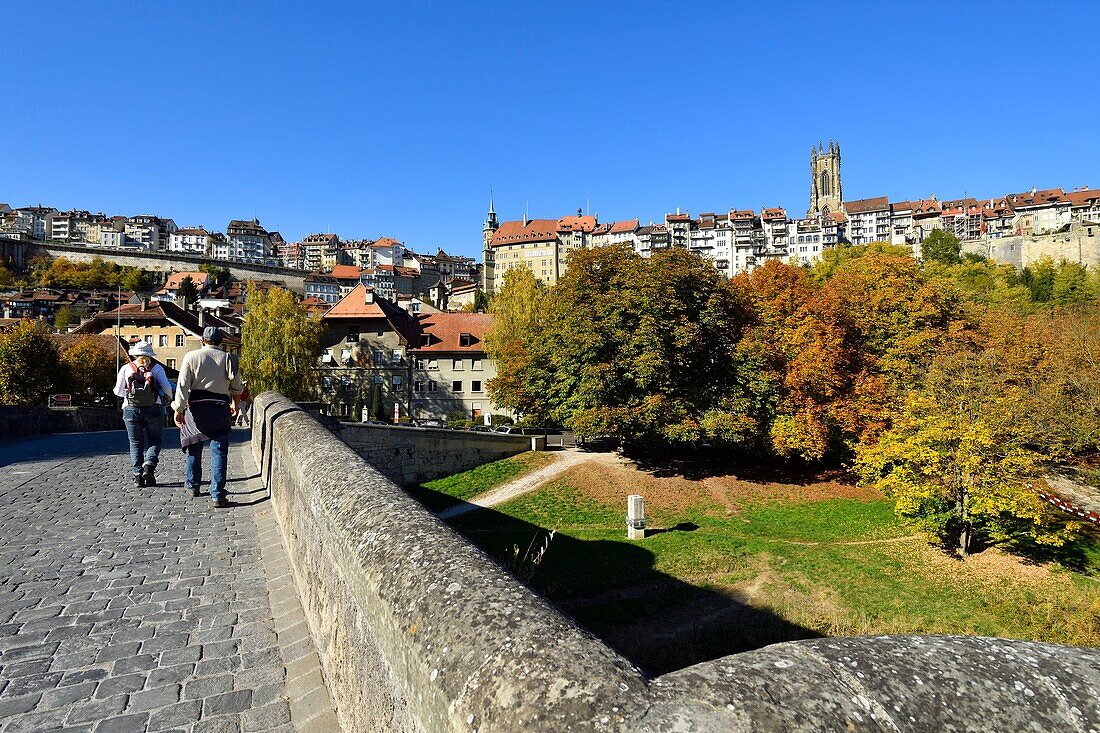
[0,429,338,733]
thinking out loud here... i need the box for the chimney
[199,309,206,328]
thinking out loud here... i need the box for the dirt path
[438,449,626,519]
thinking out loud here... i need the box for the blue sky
[3,1,1097,258]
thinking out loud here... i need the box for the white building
[226,218,272,262]
[168,227,216,255]
[843,197,891,245]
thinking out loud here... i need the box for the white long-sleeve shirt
[171,345,243,414]
[113,362,174,410]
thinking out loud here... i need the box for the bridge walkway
[0,429,339,733]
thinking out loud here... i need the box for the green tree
[1022,257,1055,302]
[0,319,64,404]
[177,275,198,305]
[241,285,326,400]
[199,264,232,287]
[920,229,962,265]
[54,306,79,332]
[856,352,1073,557]
[1052,260,1088,305]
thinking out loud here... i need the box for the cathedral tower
[807,141,842,217]
[482,192,499,293]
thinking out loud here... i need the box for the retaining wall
[338,423,542,487]
[0,405,123,440]
[253,392,1100,732]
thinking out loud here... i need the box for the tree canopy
[240,285,325,401]
[0,320,64,404]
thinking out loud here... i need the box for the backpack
[126,364,161,408]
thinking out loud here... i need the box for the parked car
[414,418,445,429]
[468,425,494,433]
[493,425,524,435]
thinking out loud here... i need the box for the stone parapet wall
[253,392,1100,732]
[0,405,123,440]
[338,423,542,487]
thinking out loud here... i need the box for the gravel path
[438,449,625,518]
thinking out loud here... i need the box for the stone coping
[252,392,1100,732]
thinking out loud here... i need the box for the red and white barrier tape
[1036,492,1100,525]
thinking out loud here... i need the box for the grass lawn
[406,450,555,512]
[418,454,1100,675]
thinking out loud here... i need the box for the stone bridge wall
[252,392,1100,732]
[8,239,309,292]
[0,405,123,440]
[337,423,543,487]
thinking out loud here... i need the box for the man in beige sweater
[172,327,243,507]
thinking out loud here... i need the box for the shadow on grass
[409,484,820,677]
[1005,523,1100,572]
[622,440,852,485]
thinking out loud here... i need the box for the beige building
[73,299,238,372]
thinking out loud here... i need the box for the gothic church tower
[807,141,842,217]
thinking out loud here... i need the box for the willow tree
[241,285,326,401]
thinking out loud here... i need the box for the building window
[415,358,425,369]
[166,358,176,369]
[471,380,482,392]
[414,381,425,393]
[428,359,438,370]
[347,328,359,342]
[392,376,403,391]
[452,381,463,392]
[471,359,482,371]
[391,349,402,364]
[175,334,185,348]
[373,374,384,384]
[158,335,168,347]
[144,334,152,343]
[429,381,438,392]
[453,359,463,370]
[459,333,474,347]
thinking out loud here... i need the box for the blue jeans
[186,433,230,500]
[123,405,164,476]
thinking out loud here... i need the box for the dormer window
[459,333,474,347]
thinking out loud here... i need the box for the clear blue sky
[3,1,1097,259]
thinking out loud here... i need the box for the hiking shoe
[142,465,157,487]
[213,497,230,509]
[133,472,145,488]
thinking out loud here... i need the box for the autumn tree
[856,351,1076,557]
[241,286,326,400]
[58,336,117,399]
[0,319,64,404]
[484,267,552,423]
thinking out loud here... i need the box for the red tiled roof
[761,207,786,221]
[162,272,210,290]
[1067,189,1100,207]
[730,209,755,221]
[490,219,560,247]
[609,219,639,233]
[372,237,401,249]
[1006,188,1068,208]
[558,215,598,233]
[329,265,366,280]
[665,213,691,223]
[829,211,848,224]
[411,312,493,354]
[843,197,890,214]
[322,283,421,343]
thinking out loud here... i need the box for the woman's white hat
[128,341,157,359]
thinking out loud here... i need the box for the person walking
[172,327,243,508]
[114,340,174,487]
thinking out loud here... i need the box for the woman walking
[113,340,173,487]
